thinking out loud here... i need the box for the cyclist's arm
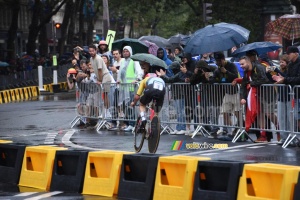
[130,79,146,106]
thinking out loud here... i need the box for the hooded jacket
[157,47,174,77]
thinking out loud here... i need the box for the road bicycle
[133,100,160,153]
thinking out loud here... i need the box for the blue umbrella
[184,22,250,55]
[232,41,282,57]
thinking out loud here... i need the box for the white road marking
[200,153,219,156]
[223,149,242,152]
[247,146,265,149]
[43,132,58,144]
[14,192,38,197]
[61,130,106,150]
[24,191,62,200]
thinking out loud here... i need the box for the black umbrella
[112,38,148,54]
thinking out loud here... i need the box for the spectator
[174,47,183,62]
[108,49,125,130]
[157,47,174,77]
[117,46,143,132]
[273,46,300,145]
[156,62,193,135]
[267,54,290,144]
[206,52,239,139]
[98,40,113,63]
[180,52,196,73]
[89,44,113,117]
[238,56,272,142]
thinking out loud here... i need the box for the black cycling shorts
[140,84,165,113]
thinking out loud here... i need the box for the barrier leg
[282,133,297,148]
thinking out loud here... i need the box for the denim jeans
[278,101,291,139]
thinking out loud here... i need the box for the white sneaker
[123,125,134,132]
[176,130,186,135]
[169,130,178,135]
[185,130,193,136]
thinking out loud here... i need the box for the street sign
[53,55,57,66]
[106,30,116,51]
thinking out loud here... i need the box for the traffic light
[54,23,61,39]
[203,3,213,25]
[54,23,61,29]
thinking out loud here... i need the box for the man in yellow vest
[117,46,143,132]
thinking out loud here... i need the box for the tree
[57,0,76,55]
[26,0,67,56]
[3,0,21,61]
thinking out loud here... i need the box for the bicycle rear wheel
[134,116,145,152]
[148,115,160,153]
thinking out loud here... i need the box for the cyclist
[130,61,166,127]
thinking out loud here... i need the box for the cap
[99,40,108,45]
[214,52,225,60]
[246,50,258,56]
[287,46,299,54]
[68,68,77,74]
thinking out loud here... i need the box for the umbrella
[180,35,191,46]
[265,14,300,44]
[184,22,250,55]
[21,55,34,61]
[142,40,159,56]
[0,61,9,67]
[139,35,169,48]
[168,33,188,45]
[131,53,167,69]
[112,38,148,54]
[232,41,282,57]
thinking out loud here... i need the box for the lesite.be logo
[171,141,228,150]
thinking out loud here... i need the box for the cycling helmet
[145,73,157,78]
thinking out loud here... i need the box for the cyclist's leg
[153,89,165,115]
[140,85,154,122]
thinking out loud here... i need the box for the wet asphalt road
[1,91,300,199]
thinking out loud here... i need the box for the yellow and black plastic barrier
[0,82,69,104]
[2,143,300,199]
[82,150,133,197]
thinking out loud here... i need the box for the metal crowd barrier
[0,64,70,90]
[70,82,300,147]
[283,85,300,148]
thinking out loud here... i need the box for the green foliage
[110,0,264,42]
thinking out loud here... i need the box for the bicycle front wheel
[134,116,145,152]
[148,116,160,153]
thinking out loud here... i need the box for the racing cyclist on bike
[130,61,166,127]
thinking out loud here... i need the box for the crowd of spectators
[64,38,300,146]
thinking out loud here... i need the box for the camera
[73,47,80,52]
[68,74,74,82]
[86,70,91,76]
